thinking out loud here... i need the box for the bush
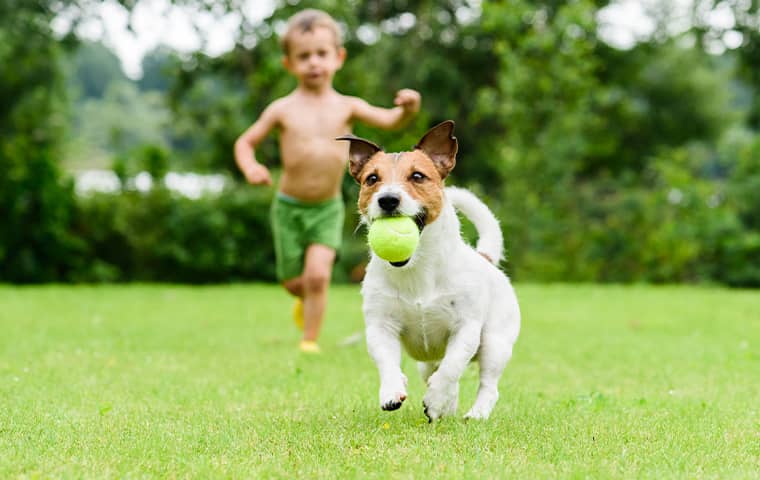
[73,185,276,282]
[69,180,374,284]
[494,141,752,285]
[712,134,760,287]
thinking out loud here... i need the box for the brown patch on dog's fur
[337,135,382,179]
[415,120,457,180]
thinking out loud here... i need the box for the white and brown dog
[338,121,520,421]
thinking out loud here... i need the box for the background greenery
[1,283,758,477]
[2,0,760,285]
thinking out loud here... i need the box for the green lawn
[1,283,758,478]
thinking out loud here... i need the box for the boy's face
[283,26,346,89]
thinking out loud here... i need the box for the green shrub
[69,176,373,284]
[712,135,760,287]
[494,141,755,285]
[73,185,276,283]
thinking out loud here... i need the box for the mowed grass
[0,283,758,478]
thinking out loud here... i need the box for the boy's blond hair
[280,9,342,54]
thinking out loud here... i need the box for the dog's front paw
[422,374,458,421]
[379,374,408,411]
[381,391,407,411]
[463,406,491,420]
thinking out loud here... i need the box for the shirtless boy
[234,9,421,353]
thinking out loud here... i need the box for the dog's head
[337,121,458,232]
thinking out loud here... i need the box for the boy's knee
[283,278,302,296]
[303,270,330,292]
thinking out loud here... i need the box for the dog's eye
[410,171,426,183]
[365,174,379,186]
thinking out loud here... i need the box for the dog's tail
[446,187,504,265]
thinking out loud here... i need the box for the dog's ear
[414,120,457,179]
[336,135,383,181]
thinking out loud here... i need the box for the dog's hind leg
[465,340,513,420]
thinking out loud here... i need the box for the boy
[234,9,421,353]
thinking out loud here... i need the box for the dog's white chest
[395,294,462,361]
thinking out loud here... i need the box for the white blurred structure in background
[75,170,227,199]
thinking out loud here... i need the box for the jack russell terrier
[338,121,520,421]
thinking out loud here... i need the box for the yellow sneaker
[292,298,304,331]
[299,340,321,354]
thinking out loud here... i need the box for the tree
[0,1,81,281]
[729,1,760,127]
[65,40,128,99]
[138,47,179,93]
[587,39,736,175]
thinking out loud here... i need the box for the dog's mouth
[412,211,427,233]
[376,210,427,268]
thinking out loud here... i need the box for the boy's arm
[350,89,421,130]
[234,103,280,186]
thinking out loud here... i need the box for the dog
[337,121,520,421]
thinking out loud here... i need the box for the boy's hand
[394,89,421,115]
[242,163,272,186]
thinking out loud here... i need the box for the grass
[0,283,758,478]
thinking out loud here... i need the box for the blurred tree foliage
[0,0,83,282]
[62,42,175,171]
[2,0,760,285]
[65,41,128,99]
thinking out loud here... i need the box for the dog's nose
[378,194,400,212]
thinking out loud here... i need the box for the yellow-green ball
[368,216,420,262]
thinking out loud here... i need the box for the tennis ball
[367,216,420,262]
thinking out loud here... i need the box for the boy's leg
[284,279,305,331]
[301,244,336,342]
[282,277,303,298]
[274,194,343,346]
[272,194,304,299]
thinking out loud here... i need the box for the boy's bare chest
[279,102,352,136]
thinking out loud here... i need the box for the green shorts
[270,192,344,281]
